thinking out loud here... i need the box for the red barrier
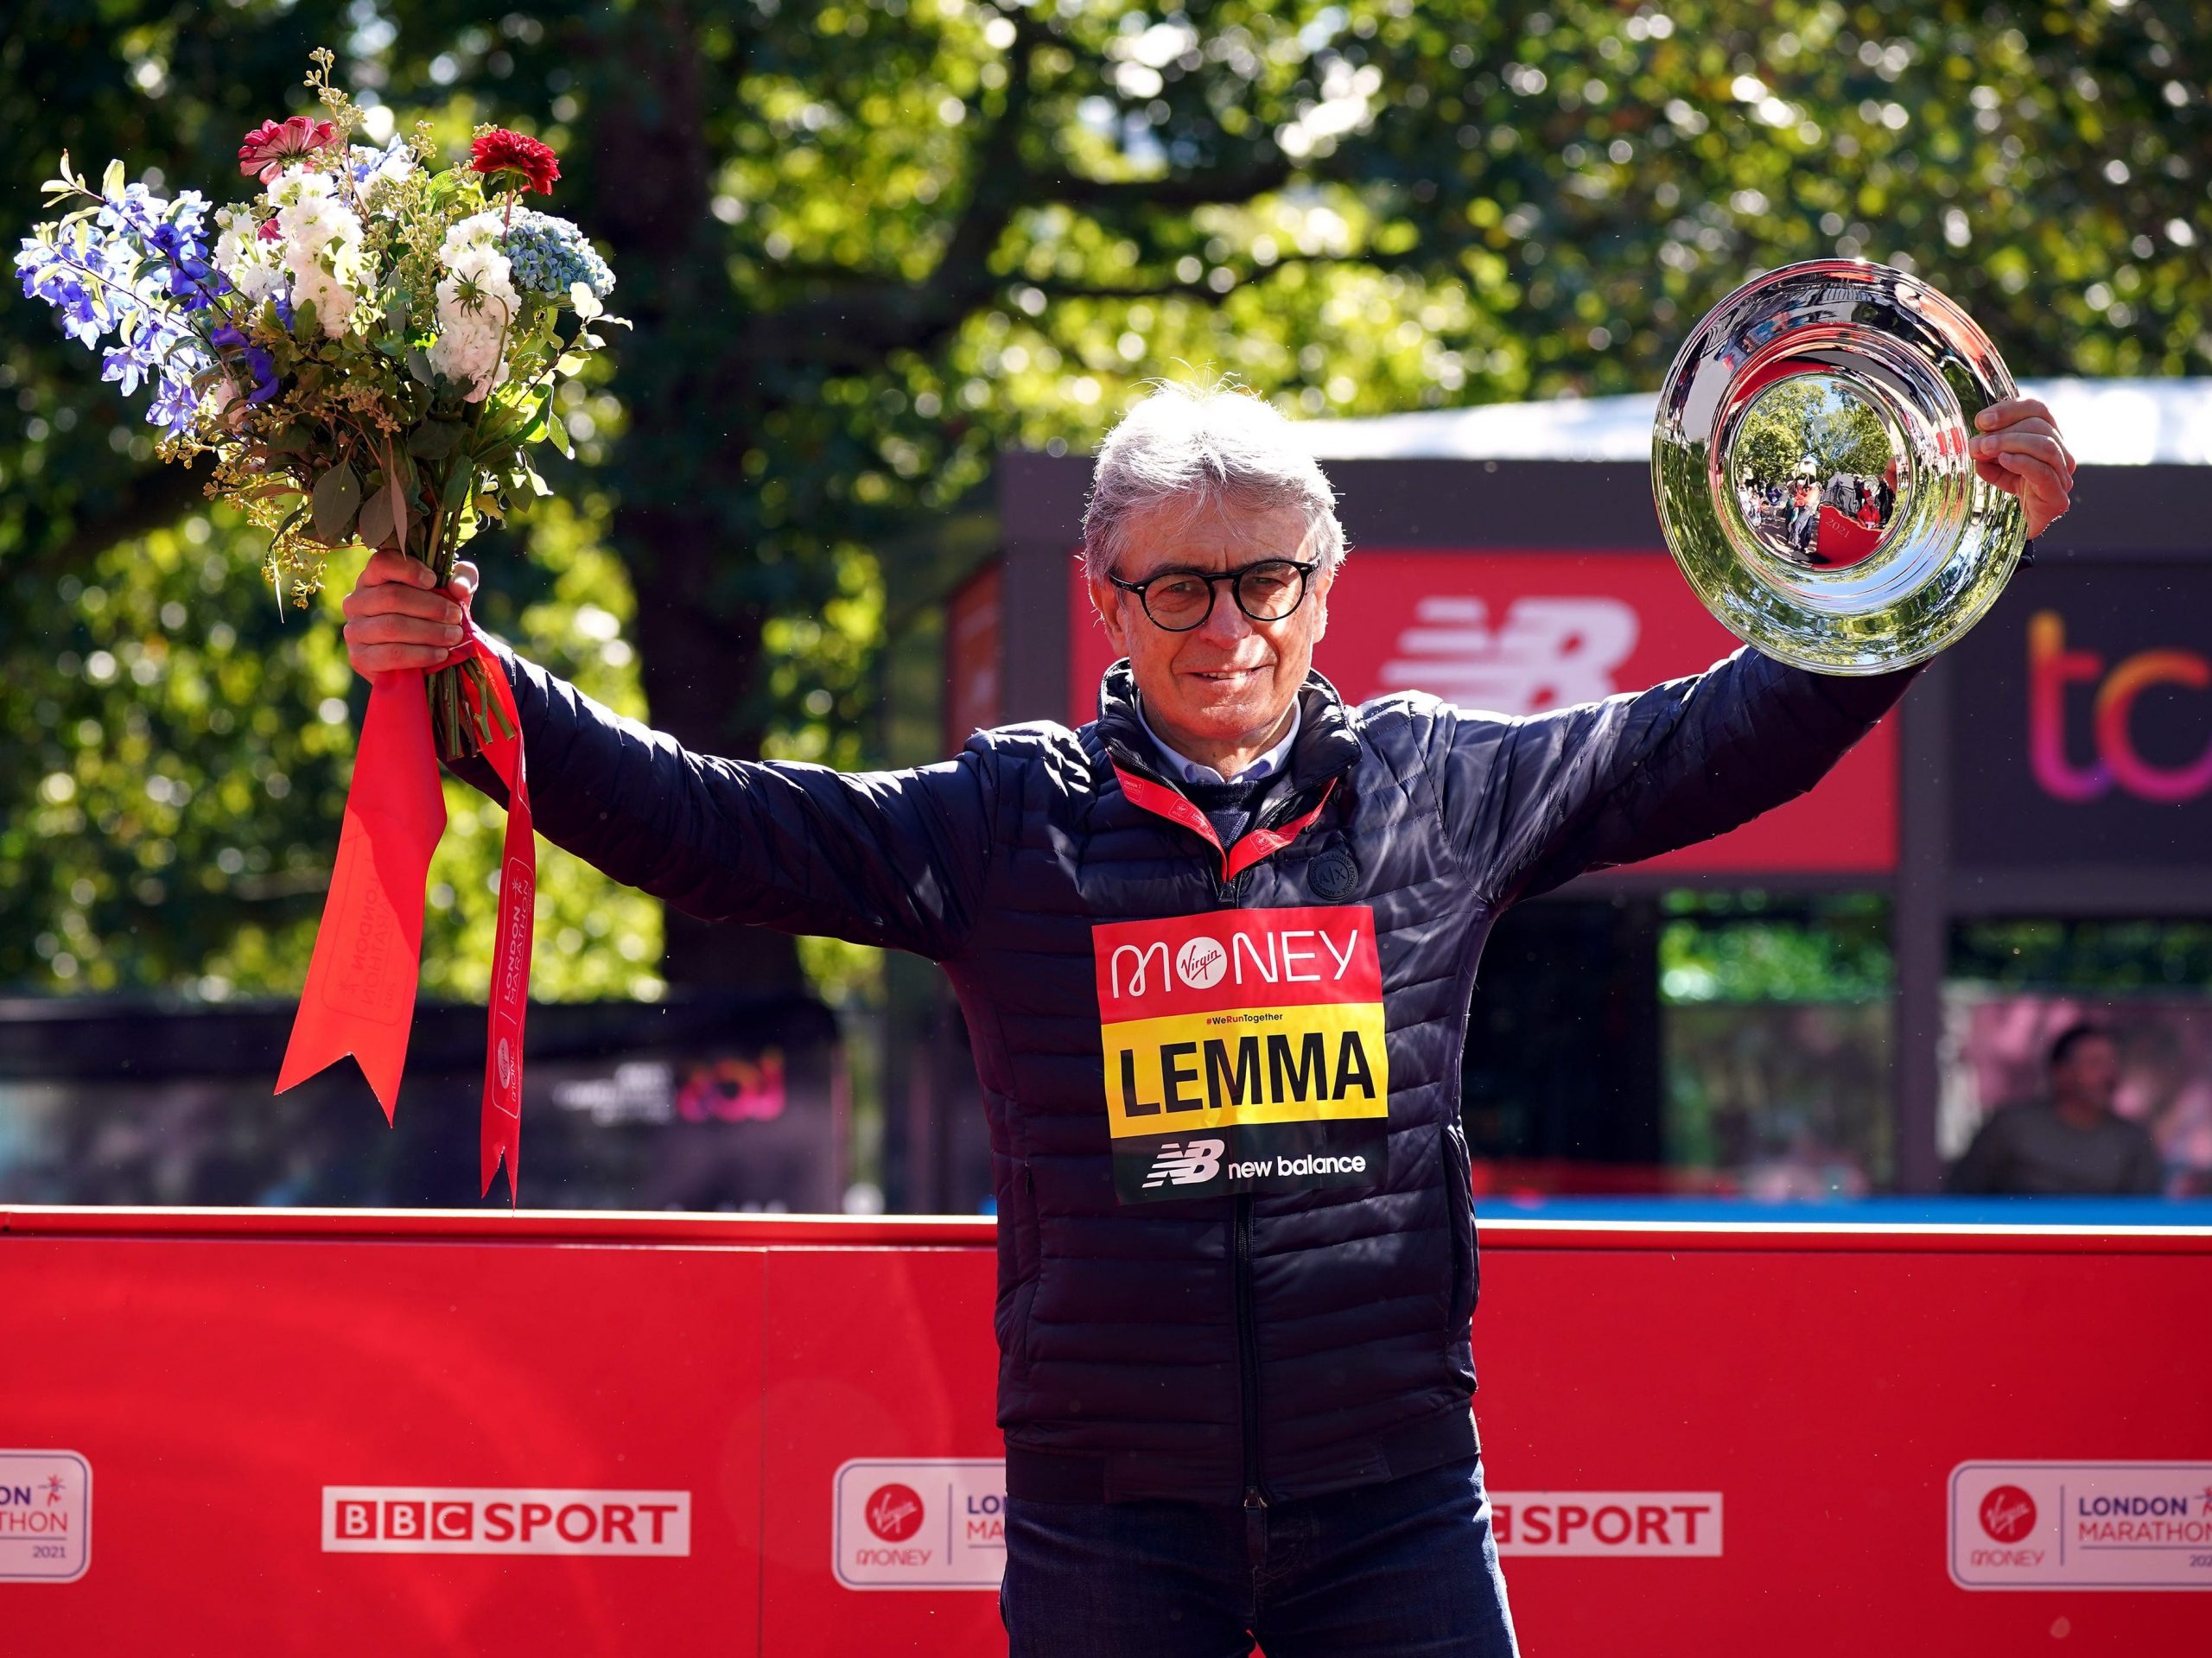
[3,1208,2208,1653]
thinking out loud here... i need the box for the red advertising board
[4,1208,2207,1655]
[945,562,1005,755]
[1067,549,1898,875]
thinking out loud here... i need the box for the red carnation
[238,115,339,184]
[471,128,560,195]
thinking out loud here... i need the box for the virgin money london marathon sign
[1093,905,1389,1204]
[1950,1462,2212,1591]
[0,1452,91,1582]
[833,1460,1007,1590]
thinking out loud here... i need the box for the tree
[5,0,2209,1000]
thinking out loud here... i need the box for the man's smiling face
[1089,496,1333,763]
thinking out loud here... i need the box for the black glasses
[1107,558,1319,632]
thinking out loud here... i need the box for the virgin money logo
[866,1483,925,1543]
[1980,1485,2037,1544]
[1175,937,1228,990]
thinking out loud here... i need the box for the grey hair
[1080,383,1345,583]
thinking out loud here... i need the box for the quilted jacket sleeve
[447,638,995,961]
[1427,646,1919,903]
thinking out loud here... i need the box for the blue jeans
[1001,1457,1519,1657]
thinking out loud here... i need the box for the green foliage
[1953,920,2212,992]
[0,494,659,1000]
[4,0,2209,999]
[1659,890,1896,1004]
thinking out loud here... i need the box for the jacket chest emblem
[1091,905,1389,1204]
[1308,845,1359,901]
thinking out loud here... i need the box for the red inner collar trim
[1112,763,1336,884]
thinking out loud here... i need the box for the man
[1952,1023,2165,1197]
[341,384,2071,1655]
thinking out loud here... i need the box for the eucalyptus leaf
[387,469,410,552]
[405,420,466,459]
[406,347,435,386]
[265,425,312,455]
[310,461,362,544]
[292,299,320,340]
[382,289,410,335]
[356,485,394,551]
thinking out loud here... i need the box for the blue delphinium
[17,174,228,435]
[501,209,615,300]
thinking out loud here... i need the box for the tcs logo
[2030,610,2212,804]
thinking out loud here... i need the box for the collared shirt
[1135,696,1301,785]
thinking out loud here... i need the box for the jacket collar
[1092,660,1362,796]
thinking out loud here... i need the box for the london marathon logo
[0,1451,92,1582]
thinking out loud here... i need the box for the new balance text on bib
[1091,905,1389,1203]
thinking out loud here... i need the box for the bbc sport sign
[321,1486,690,1556]
[1950,1462,2212,1591]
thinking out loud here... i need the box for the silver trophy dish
[1652,258,2026,674]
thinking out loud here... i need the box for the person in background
[1950,1023,2167,1196]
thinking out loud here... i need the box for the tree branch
[736,20,1299,372]
[1034,156,1294,210]
[8,455,213,582]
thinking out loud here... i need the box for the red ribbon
[276,622,535,1201]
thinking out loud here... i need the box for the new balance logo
[1377,595,1638,715]
[1141,1139,1225,1190]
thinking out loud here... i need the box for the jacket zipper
[1224,781,1312,1516]
[1235,1191,1267,1516]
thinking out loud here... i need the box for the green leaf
[292,300,321,341]
[546,412,575,459]
[311,461,362,545]
[265,425,313,455]
[406,347,436,386]
[100,157,125,198]
[356,484,395,551]
[405,420,466,460]
[387,469,410,552]
[382,289,410,336]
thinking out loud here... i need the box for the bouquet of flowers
[15,48,622,763]
[17,52,626,1197]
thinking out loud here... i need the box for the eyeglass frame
[1103,556,1323,632]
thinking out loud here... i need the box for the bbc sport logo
[321,1485,690,1556]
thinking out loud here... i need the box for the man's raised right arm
[340,551,993,961]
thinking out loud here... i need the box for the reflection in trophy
[1654,259,2026,674]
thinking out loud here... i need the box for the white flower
[349,141,417,198]
[211,205,287,307]
[268,166,369,336]
[427,208,522,401]
[437,211,506,264]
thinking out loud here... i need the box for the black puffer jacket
[467,638,1912,1506]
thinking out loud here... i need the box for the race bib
[1092,905,1389,1204]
